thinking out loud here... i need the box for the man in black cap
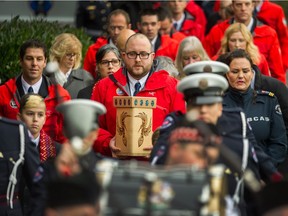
[44,169,101,216]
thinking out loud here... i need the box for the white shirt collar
[21,76,43,94]
[150,36,158,52]
[246,17,254,32]
[60,68,72,79]
[173,13,185,31]
[32,135,40,147]
[127,72,150,96]
[233,17,254,32]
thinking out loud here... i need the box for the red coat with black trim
[83,37,108,79]
[155,35,180,61]
[257,0,288,71]
[91,68,186,156]
[204,19,285,84]
[0,75,71,143]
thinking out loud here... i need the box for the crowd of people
[1,0,288,216]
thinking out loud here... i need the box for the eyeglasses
[99,59,121,67]
[125,51,153,59]
[65,53,79,58]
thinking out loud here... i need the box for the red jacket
[258,53,270,77]
[168,31,186,43]
[185,0,207,33]
[91,68,186,156]
[0,75,71,143]
[155,35,180,61]
[204,19,286,83]
[83,37,108,79]
[257,0,288,70]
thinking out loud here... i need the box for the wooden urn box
[113,96,157,156]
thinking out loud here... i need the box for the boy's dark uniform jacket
[0,117,40,216]
[150,108,277,181]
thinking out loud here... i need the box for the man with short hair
[83,9,131,78]
[0,39,70,143]
[91,33,186,157]
[137,8,179,61]
[204,0,285,84]
[156,6,186,43]
[167,0,204,41]
[115,29,136,53]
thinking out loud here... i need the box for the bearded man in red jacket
[91,33,186,157]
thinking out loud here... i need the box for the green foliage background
[0,16,92,84]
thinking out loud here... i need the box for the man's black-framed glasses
[100,59,121,67]
[126,51,153,59]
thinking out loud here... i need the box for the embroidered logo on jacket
[10,99,17,109]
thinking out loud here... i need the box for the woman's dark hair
[223,49,254,67]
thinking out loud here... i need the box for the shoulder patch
[275,104,282,115]
[160,116,174,129]
[256,90,274,97]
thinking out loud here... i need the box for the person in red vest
[204,0,286,84]
[137,8,179,61]
[254,0,288,72]
[156,6,186,43]
[0,39,70,143]
[83,9,131,79]
[167,0,204,41]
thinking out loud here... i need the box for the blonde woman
[217,23,270,76]
[49,33,94,99]
[175,36,210,79]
